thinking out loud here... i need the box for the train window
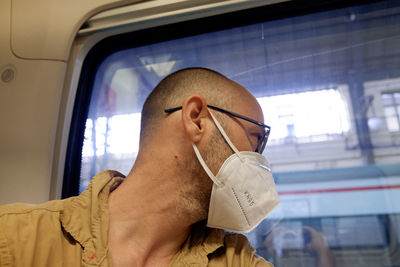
[65,1,400,266]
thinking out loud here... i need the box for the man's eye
[254,134,262,144]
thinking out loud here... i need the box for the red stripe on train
[278,184,400,195]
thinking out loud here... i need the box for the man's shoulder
[0,199,66,218]
[0,169,123,219]
[0,199,84,266]
[0,199,69,238]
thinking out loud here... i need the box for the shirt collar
[170,221,225,266]
[60,170,125,265]
[60,170,226,266]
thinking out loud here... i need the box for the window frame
[62,0,382,198]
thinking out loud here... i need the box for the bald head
[139,68,251,146]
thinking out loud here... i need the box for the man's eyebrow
[239,122,262,146]
[248,121,265,136]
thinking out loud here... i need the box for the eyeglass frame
[164,104,271,154]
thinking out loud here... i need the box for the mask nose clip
[258,162,271,172]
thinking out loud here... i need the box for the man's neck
[107,165,200,267]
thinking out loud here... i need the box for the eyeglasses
[164,104,271,154]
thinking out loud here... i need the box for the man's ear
[181,95,209,143]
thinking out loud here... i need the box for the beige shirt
[0,170,272,267]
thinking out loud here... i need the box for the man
[0,67,279,266]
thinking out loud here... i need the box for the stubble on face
[178,123,233,222]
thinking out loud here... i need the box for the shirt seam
[0,206,64,218]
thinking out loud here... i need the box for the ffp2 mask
[193,110,280,233]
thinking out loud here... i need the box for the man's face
[203,123,233,176]
[201,94,265,178]
[181,88,266,218]
[194,96,265,215]
[218,97,265,154]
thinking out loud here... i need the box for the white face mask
[192,110,280,233]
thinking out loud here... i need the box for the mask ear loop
[190,108,244,187]
[208,109,244,162]
[192,143,222,186]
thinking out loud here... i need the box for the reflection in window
[382,92,400,132]
[259,90,350,143]
[82,113,141,157]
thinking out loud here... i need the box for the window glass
[384,106,396,117]
[259,89,350,144]
[77,1,400,266]
[395,92,400,99]
[386,117,399,131]
[382,92,400,132]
